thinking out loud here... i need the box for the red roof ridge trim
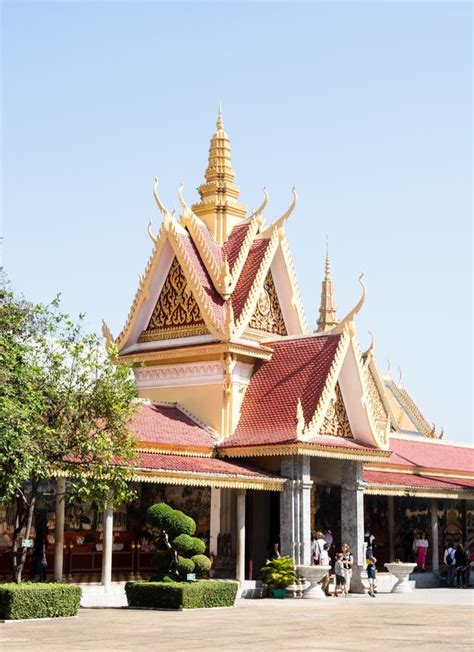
[149,400,218,439]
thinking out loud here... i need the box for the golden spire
[316,242,338,332]
[192,105,247,244]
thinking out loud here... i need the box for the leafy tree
[0,284,138,581]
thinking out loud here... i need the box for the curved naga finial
[428,423,436,439]
[153,177,172,221]
[178,181,193,217]
[101,320,114,348]
[398,366,403,388]
[362,330,375,359]
[259,187,297,238]
[248,187,269,223]
[331,274,366,334]
[438,427,444,440]
[147,217,158,245]
[386,356,392,378]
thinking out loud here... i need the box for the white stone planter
[384,563,417,593]
[296,565,331,599]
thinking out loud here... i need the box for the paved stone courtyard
[1,589,473,651]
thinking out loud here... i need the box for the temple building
[1,110,472,588]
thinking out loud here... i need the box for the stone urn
[296,565,331,599]
[384,563,417,593]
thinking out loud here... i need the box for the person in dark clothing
[454,544,466,588]
[402,529,415,563]
[462,542,471,588]
[28,531,47,582]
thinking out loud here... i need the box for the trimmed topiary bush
[0,583,82,620]
[125,580,238,609]
[192,554,212,574]
[146,502,211,580]
[176,556,195,579]
[173,534,206,557]
[147,503,174,530]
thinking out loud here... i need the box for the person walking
[414,531,429,571]
[311,531,326,565]
[443,542,456,587]
[319,542,331,596]
[454,543,465,588]
[367,556,377,597]
[364,528,375,561]
[341,543,353,593]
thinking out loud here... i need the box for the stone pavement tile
[1,589,473,652]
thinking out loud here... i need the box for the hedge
[0,583,82,620]
[125,580,238,610]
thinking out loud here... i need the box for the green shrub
[0,583,82,620]
[147,503,174,530]
[192,554,212,575]
[260,556,296,589]
[176,556,195,578]
[167,510,196,539]
[173,534,205,556]
[125,580,238,609]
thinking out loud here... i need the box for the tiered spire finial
[316,241,338,332]
[191,104,247,245]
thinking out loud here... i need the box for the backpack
[446,549,454,566]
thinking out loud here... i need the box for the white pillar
[236,490,246,584]
[209,487,221,556]
[388,495,395,562]
[280,457,313,566]
[101,502,114,591]
[54,477,66,582]
[430,498,439,572]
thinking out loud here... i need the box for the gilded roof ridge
[278,232,308,332]
[386,380,432,437]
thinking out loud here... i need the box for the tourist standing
[414,531,429,571]
[28,531,47,582]
[402,528,415,563]
[367,556,377,597]
[311,531,326,565]
[454,543,465,588]
[364,528,375,560]
[319,542,331,596]
[443,542,456,587]
[341,543,353,593]
[324,529,333,550]
[462,542,471,588]
[334,553,347,597]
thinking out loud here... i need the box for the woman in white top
[415,531,429,571]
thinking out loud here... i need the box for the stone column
[209,487,221,557]
[341,460,365,593]
[280,456,313,566]
[430,498,439,572]
[387,495,395,562]
[101,503,114,591]
[54,477,66,582]
[236,490,246,584]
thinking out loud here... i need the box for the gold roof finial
[217,101,224,130]
[191,108,247,244]
[316,239,338,332]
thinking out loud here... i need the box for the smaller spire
[316,242,338,332]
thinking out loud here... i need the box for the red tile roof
[364,470,474,491]
[231,238,272,319]
[136,452,281,479]
[129,403,215,450]
[222,335,342,447]
[223,222,252,270]
[387,436,474,474]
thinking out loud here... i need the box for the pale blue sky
[2,2,472,442]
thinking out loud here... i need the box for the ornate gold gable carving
[320,383,352,438]
[139,258,208,342]
[249,271,287,336]
[366,368,389,431]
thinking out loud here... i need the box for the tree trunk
[11,485,38,583]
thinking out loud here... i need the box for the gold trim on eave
[219,442,391,463]
[131,468,286,491]
[364,484,474,500]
